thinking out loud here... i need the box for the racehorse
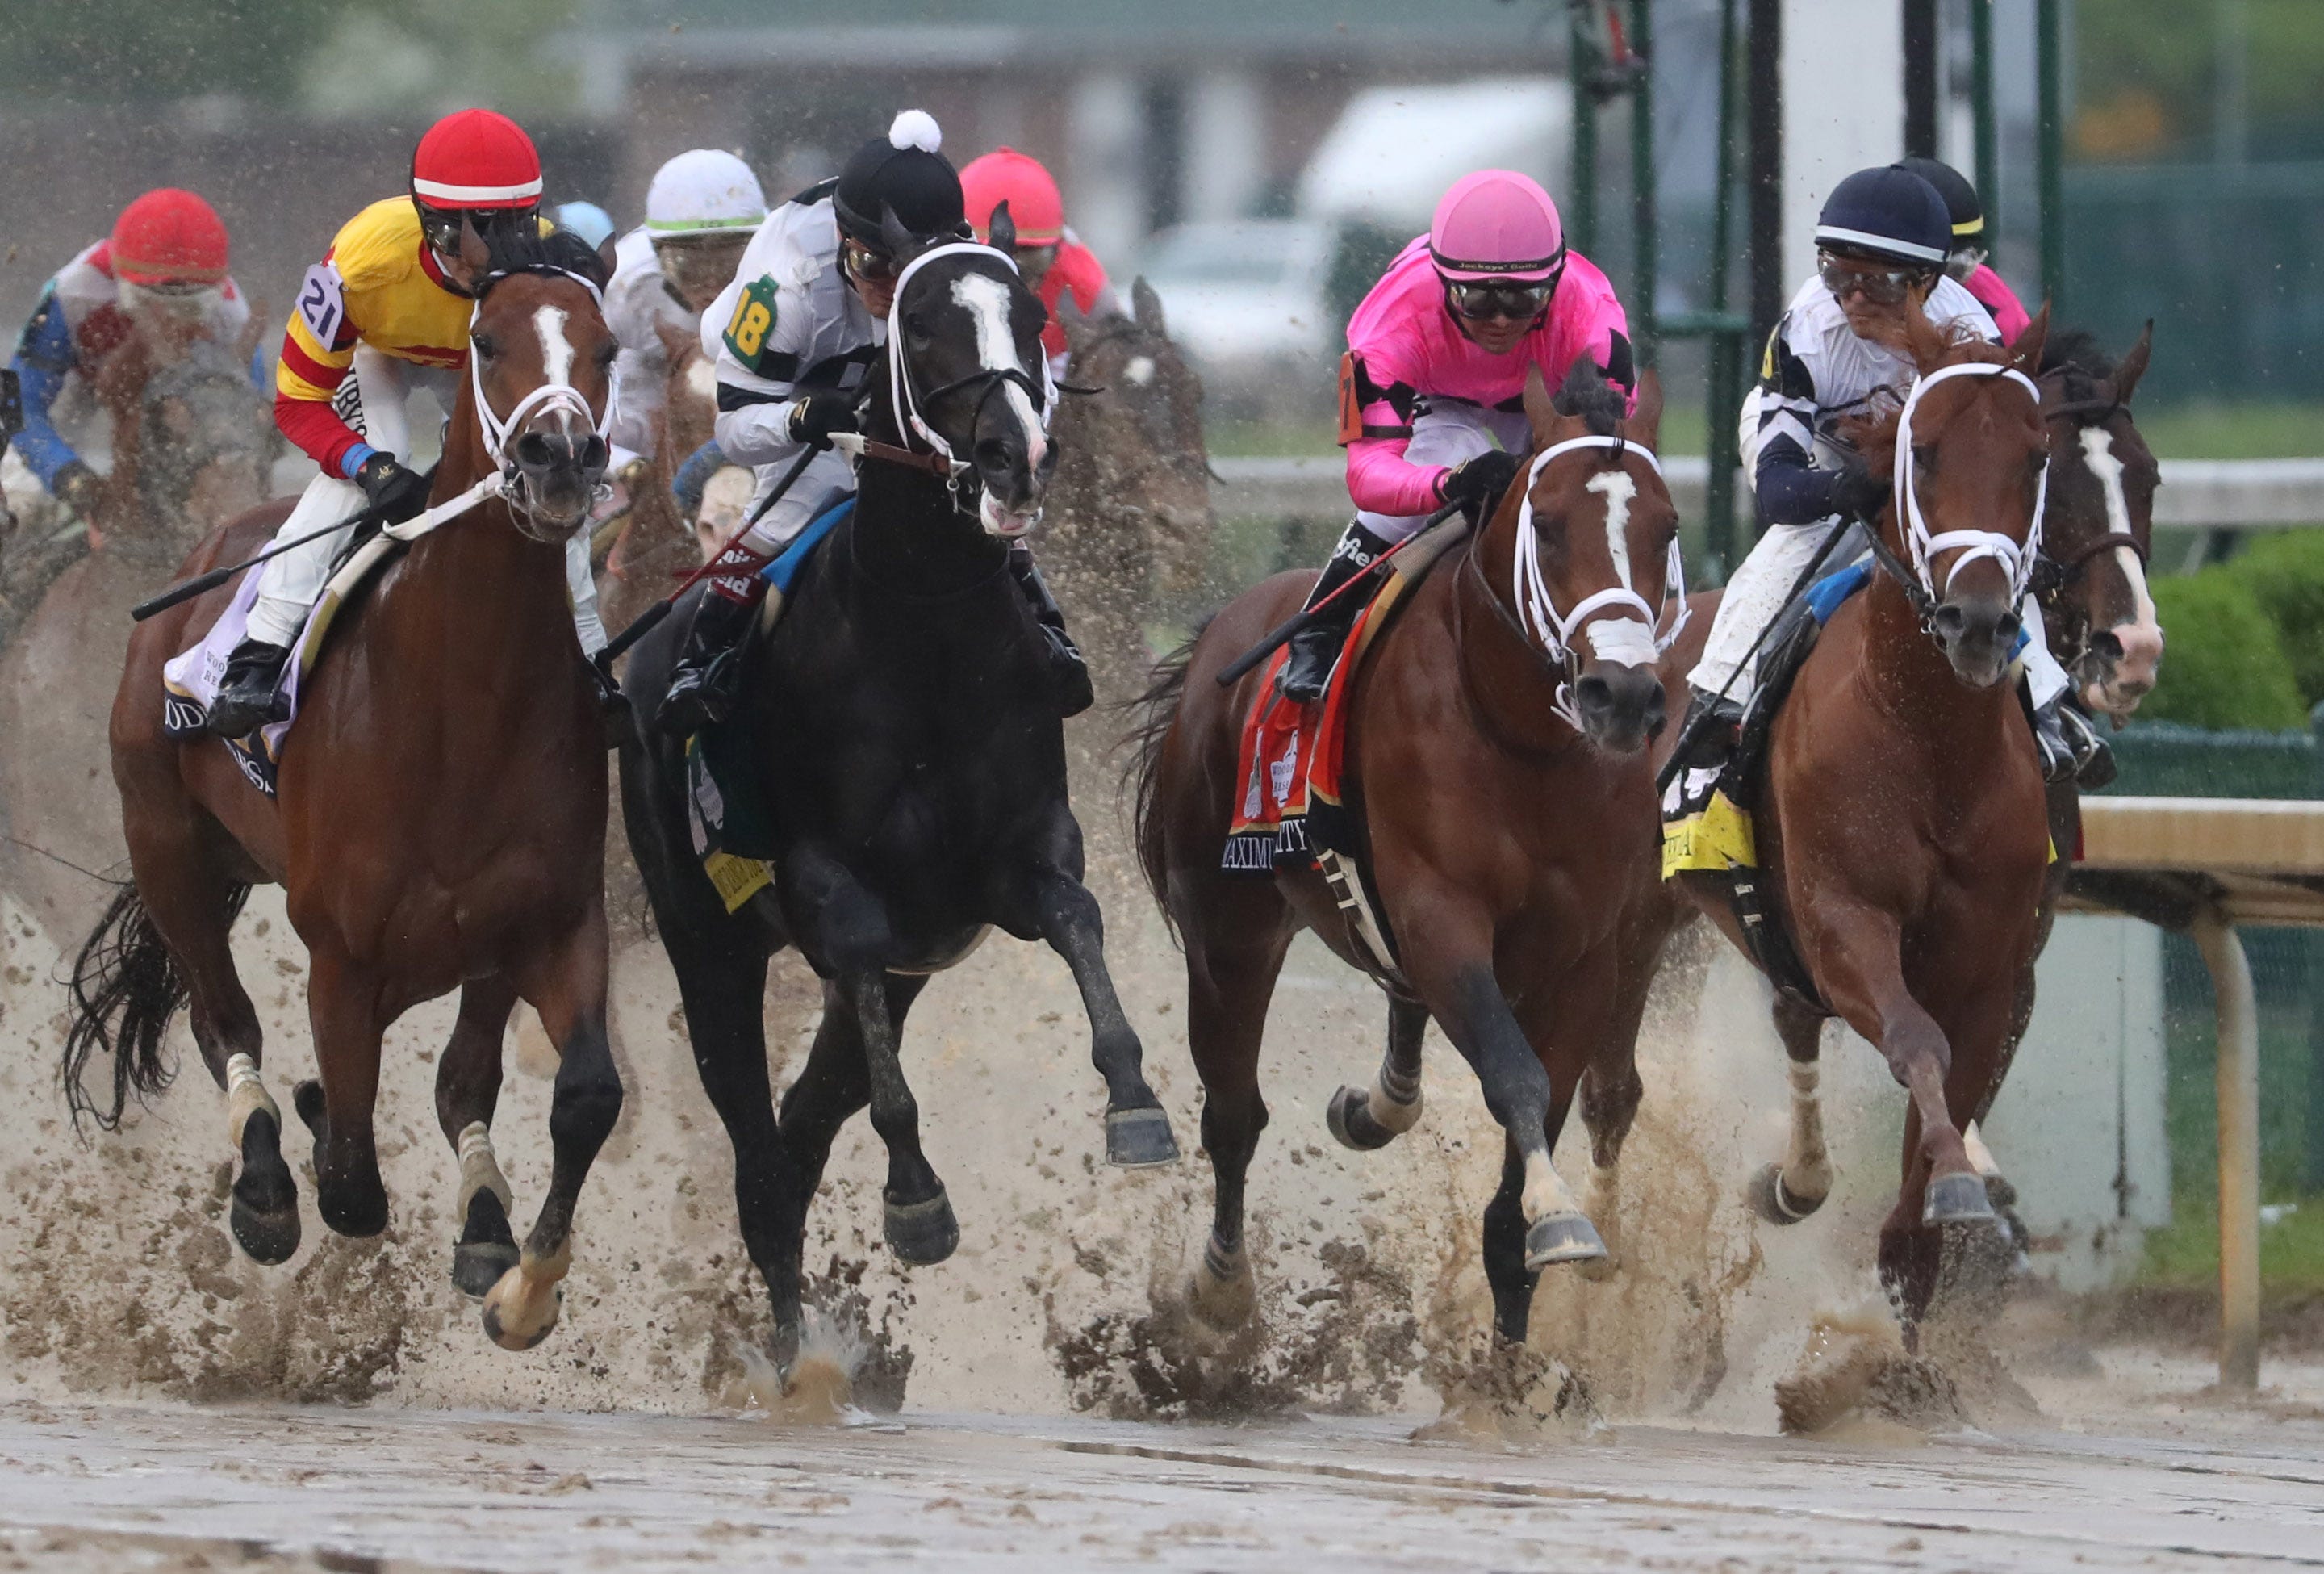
[61,224,622,1353]
[600,322,721,637]
[618,229,1177,1374]
[1130,362,1685,1346]
[1661,312,2056,1329]
[1040,283,1215,706]
[0,337,277,943]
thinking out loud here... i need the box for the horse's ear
[458,213,491,276]
[878,203,924,268]
[987,199,1016,255]
[1522,362,1560,446]
[2008,302,2052,379]
[1132,276,1167,336]
[1901,303,1949,373]
[1626,366,1664,451]
[2112,319,2154,407]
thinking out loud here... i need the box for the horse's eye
[1912,442,1935,469]
[594,341,618,370]
[472,334,498,361]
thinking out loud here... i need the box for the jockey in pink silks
[1278,169,1637,701]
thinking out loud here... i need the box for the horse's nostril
[2089,630,2125,664]
[514,433,554,470]
[1995,611,2021,644]
[580,436,608,472]
[1932,605,1967,640]
[1574,675,1612,713]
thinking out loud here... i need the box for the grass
[2138,1198,2324,1296]
[1200,399,2324,461]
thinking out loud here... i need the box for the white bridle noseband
[1893,361,2049,604]
[1508,435,1690,728]
[882,241,1057,492]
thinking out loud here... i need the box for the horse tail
[1120,626,1205,944]
[60,880,247,1131]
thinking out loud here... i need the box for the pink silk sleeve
[1344,430,1448,518]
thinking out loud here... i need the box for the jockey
[1891,156,2032,342]
[8,189,251,520]
[206,109,607,740]
[656,109,1091,738]
[602,149,767,484]
[1678,165,2104,785]
[1278,169,1635,701]
[959,147,1122,375]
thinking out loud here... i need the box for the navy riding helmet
[1815,166,1952,269]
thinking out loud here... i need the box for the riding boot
[1672,686,1745,773]
[656,542,775,738]
[1006,544,1092,718]
[1278,521,1393,704]
[2032,693,2117,789]
[204,638,294,740]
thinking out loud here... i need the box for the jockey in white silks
[1677,163,2108,788]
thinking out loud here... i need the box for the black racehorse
[619,222,1177,1372]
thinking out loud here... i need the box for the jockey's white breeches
[1355,403,1530,544]
[247,348,604,654]
[736,438,857,558]
[1688,516,2070,710]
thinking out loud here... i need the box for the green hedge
[2142,569,2307,730]
[2226,530,2324,708]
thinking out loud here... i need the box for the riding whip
[1213,499,1463,689]
[596,438,825,666]
[1653,511,1856,795]
[129,467,443,622]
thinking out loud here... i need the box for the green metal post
[1704,0,1743,579]
[2037,0,2065,317]
[1971,0,1999,237]
[1629,0,1657,367]
[1570,1,1599,257]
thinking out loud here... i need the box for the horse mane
[1549,358,1626,438]
[2040,326,2117,406]
[472,226,612,299]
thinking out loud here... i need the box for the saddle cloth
[161,529,404,798]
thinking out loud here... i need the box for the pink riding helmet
[1427,170,1566,283]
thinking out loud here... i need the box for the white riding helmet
[645,149,767,240]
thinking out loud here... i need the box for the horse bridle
[876,241,1056,519]
[466,266,617,540]
[1464,434,1689,732]
[2026,391,2146,610]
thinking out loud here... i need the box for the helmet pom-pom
[888,109,942,153]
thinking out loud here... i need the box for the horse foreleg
[1030,869,1178,1167]
[1799,902,1988,1227]
[838,965,957,1266]
[485,912,622,1352]
[1180,919,1291,1331]
[1327,996,1428,1152]
[434,977,520,1299]
[1750,994,1836,1225]
[296,948,391,1239]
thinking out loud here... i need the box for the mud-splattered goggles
[417,204,536,258]
[1817,252,1934,306]
[1445,278,1558,322]
[842,238,903,285]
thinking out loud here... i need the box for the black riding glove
[1828,460,1891,525]
[52,459,102,517]
[788,394,860,450]
[1437,450,1523,513]
[356,453,433,525]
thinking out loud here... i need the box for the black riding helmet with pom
[834,110,966,256]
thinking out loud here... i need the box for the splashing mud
[721,1307,865,1425]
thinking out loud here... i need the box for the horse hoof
[1575,1246,1620,1283]
[316,1182,389,1239]
[229,1195,301,1266]
[291,1078,328,1141]
[481,1266,563,1352]
[1185,1237,1256,1330]
[1325,1086,1396,1152]
[1749,1162,1826,1226]
[1104,1106,1181,1168]
[1923,1171,1996,1225]
[884,1190,959,1265]
[1524,1212,1608,1271]
[452,1241,521,1300]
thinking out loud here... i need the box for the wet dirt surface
[0,1378,2319,1572]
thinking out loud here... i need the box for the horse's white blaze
[1124,354,1156,387]
[1519,1148,1584,1221]
[533,304,575,388]
[2077,426,2163,702]
[1589,469,1638,591]
[224,1051,278,1150]
[951,270,1047,475]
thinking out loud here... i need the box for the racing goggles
[417,203,535,257]
[1816,251,1934,306]
[1445,277,1557,322]
[842,237,903,285]
[118,279,222,319]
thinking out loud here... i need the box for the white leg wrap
[1784,1059,1833,1196]
[1366,1061,1423,1135]
[1962,1118,2001,1179]
[457,1120,515,1218]
[225,1053,278,1151]
[1519,1148,1583,1222]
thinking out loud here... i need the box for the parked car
[1135,220,1339,421]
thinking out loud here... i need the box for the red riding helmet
[960,147,1064,247]
[411,108,543,211]
[110,189,229,287]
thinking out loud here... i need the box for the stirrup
[1674,690,1743,772]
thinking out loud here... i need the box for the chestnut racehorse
[61,228,621,1353]
[1665,313,2056,1327]
[1131,364,1685,1345]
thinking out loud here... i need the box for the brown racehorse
[1130,364,1684,1344]
[1664,312,2056,1328]
[61,227,621,1353]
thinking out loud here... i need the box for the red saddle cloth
[1220,593,1381,874]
